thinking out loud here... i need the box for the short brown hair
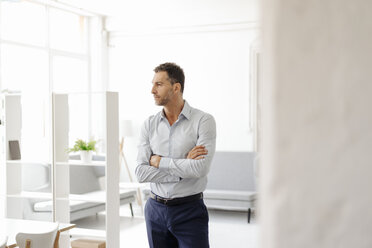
[154,62,185,93]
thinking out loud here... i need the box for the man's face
[151,71,175,106]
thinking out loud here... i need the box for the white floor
[72,203,259,248]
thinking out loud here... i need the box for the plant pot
[80,150,93,163]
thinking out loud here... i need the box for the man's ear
[174,82,181,93]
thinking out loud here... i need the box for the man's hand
[150,155,161,168]
[187,145,208,160]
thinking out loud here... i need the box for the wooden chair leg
[54,230,61,248]
[25,239,31,248]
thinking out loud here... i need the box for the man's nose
[151,85,156,94]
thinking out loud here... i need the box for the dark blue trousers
[145,198,209,248]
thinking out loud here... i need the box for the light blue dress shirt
[135,101,216,198]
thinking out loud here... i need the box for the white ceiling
[58,0,259,30]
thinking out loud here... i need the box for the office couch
[142,152,257,221]
[203,151,257,213]
[22,155,136,221]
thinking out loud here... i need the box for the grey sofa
[142,151,257,222]
[203,151,257,222]
[23,155,137,221]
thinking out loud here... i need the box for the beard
[154,89,173,106]
[155,98,168,106]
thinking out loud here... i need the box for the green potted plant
[67,139,97,163]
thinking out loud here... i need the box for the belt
[150,192,203,206]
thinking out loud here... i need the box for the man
[136,62,216,248]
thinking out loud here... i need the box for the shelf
[1,93,21,96]
[7,191,52,199]
[56,160,106,167]
[69,193,106,203]
[70,227,106,239]
[6,191,68,201]
[2,92,120,246]
[6,160,49,165]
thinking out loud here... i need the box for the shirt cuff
[159,157,171,172]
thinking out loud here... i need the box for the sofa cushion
[204,189,256,201]
[203,198,255,211]
[70,166,102,194]
[69,155,105,194]
[207,152,256,191]
[34,189,137,213]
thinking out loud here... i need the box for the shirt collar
[180,100,191,120]
[160,100,191,121]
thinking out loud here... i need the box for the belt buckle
[164,199,168,205]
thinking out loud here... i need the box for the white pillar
[261,0,372,247]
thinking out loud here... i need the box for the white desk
[0,218,75,248]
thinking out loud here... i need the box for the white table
[0,218,75,248]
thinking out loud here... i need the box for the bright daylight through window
[0,0,90,162]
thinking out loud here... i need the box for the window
[0,44,48,92]
[1,1,47,46]
[0,1,102,219]
[49,8,87,53]
[52,56,88,92]
[1,44,49,160]
[0,1,93,162]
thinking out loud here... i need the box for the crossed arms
[135,114,216,183]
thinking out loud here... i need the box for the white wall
[105,0,258,30]
[105,0,259,181]
[261,0,372,247]
[109,27,258,181]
